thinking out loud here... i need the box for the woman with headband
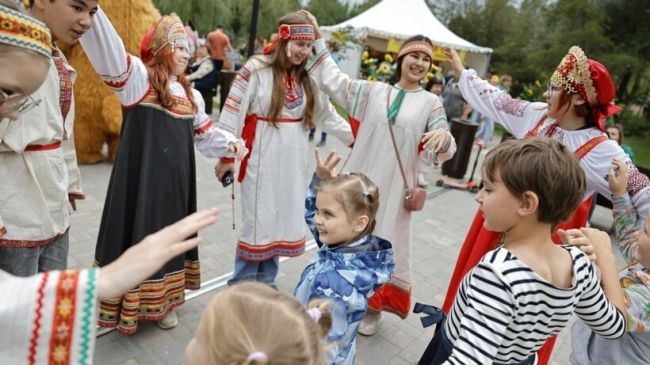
[302,11,456,335]
[214,11,353,288]
[439,47,650,364]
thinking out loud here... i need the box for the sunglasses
[0,88,41,117]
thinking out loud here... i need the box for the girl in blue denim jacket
[295,150,395,365]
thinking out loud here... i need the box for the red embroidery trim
[25,141,61,152]
[28,272,49,365]
[48,271,80,365]
[51,49,73,139]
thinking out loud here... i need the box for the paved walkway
[71,124,614,364]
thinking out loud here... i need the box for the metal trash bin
[442,118,479,179]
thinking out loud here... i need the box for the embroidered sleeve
[582,142,650,217]
[192,89,240,158]
[312,93,353,146]
[79,6,149,106]
[217,59,258,137]
[458,69,547,139]
[612,194,642,264]
[306,38,374,121]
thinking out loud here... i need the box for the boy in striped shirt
[418,138,626,365]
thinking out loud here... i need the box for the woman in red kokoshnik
[215,12,353,288]
[443,46,650,364]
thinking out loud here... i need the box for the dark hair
[216,24,223,29]
[483,138,585,225]
[425,77,443,92]
[187,19,196,31]
[392,35,433,84]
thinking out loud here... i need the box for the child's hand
[581,227,616,266]
[608,159,629,197]
[558,228,597,262]
[315,149,341,180]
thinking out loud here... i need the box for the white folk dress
[217,57,354,262]
[306,38,456,317]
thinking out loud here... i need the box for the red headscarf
[551,46,621,130]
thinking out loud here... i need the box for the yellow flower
[535,80,542,88]
[384,54,394,63]
[426,72,434,80]
[527,89,533,96]
[367,76,377,81]
[362,51,369,60]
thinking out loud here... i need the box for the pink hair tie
[247,351,268,362]
[307,307,321,322]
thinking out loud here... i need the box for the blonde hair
[262,11,315,130]
[201,282,332,365]
[318,173,380,239]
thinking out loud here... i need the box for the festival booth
[321,0,492,79]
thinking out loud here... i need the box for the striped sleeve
[573,255,626,339]
[305,38,375,121]
[217,58,258,137]
[445,262,514,365]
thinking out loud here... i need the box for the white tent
[321,0,492,77]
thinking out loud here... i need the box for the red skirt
[442,197,592,364]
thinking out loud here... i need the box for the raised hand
[608,159,629,197]
[298,10,322,39]
[315,148,342,180]
[444,47,464,80]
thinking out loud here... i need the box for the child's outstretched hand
[558,228,597,262]
[315,149,341,180]
[608,159,629,197]
[444,47,464,80]
[97,208,218,300]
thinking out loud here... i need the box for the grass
[625,136,650,168]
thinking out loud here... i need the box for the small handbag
[386,90,426,211]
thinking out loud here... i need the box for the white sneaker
[358,310,382,336]
[417,173,429,188]
[156,309,178,330]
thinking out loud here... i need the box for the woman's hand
[299,10,322,39]
[444,47,464,80]
[315,149,341,180]
[215,161,235,181]
[608,159,629,197]
[421,129,449,152]
[228,141,248,161]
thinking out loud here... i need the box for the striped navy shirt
[444,245,625,365]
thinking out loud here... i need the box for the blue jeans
[475,117,495,146]
[0,232,69,277]
[227,255,279,287]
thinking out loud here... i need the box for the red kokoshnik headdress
[140,14,189,63]
[263,23,315,55]
[551,46,621,131]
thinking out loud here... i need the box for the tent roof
[322,0,492,54]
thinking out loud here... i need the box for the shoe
[316,139,326,147]
[417,173,429,188]
[358,310,382,336]
[156,309,178,330]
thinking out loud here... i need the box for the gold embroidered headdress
[140,14,188,63]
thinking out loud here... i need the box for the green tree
[306,0,348,26]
